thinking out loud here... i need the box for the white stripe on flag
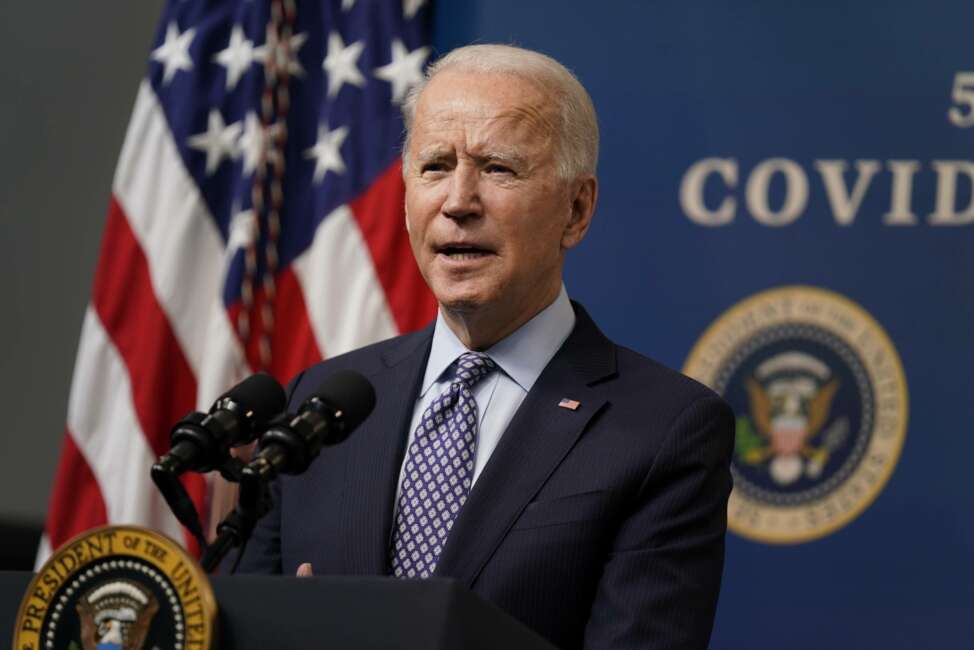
[66,307,185,542]
[112,81,243,390]
[195,298,251,408]
[33,534,52,571]
[68,306,183,540]
[293,205,399,357]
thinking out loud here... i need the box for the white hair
[402,44,599,180]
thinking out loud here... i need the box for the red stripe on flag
[349,159,437,333]
[270,266,323,381]
[228,265,322,384]
[92,196,205,553]
[45,431,108,551]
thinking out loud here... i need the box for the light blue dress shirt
[395,286,576,500]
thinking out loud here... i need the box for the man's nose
[442,165,481,221]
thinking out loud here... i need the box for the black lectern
[2,572,557,649]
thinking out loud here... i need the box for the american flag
[38,0,436,562]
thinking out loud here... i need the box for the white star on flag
[187,110,242,175]
[253,26,308,77]
[305,124,349,183]
[227,208,259,254]
[323,32,366,98]
[151,22,197,85]
[374,39,430,104]
[403,0,428,19]
[238,112,284,175]
[342,0,357,10]
[213,25,254,91]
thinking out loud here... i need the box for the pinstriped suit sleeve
[583,395,735,649]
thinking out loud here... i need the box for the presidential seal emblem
[13,526,216,650]
[684,286,908,544]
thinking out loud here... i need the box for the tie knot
[454,352,496,388]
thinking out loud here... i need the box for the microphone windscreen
[306,370,376,429]
[222,372,287,423]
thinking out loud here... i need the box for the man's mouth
[436,244,494,260]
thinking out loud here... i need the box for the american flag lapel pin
[558,398,581,411]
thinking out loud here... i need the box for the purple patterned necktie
[391,351,496,578]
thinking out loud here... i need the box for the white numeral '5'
[948,72,974,127]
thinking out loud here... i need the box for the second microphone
[245,370,376,481]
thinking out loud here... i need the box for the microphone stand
[200,463,272,573]
[152,450,272,574]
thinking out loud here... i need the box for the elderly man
[240,44,734,650]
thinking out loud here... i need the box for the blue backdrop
[432,2,974,647]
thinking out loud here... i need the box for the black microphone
[153,372,287,476]
[245,370,375,480]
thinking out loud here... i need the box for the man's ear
[562,175,598,250]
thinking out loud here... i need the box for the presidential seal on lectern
[13,526,216,650]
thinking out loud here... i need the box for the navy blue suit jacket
[238,303,734,649]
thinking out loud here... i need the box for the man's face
[404,70,593,332]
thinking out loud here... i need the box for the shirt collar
[421,286,576,395]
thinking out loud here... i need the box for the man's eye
[485,164,514,175]
[421,163,446,174]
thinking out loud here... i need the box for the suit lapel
[434,304,617,587]
[340,328,432,575]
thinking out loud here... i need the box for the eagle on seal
[76,579,159,650]
[744,351,841,484]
